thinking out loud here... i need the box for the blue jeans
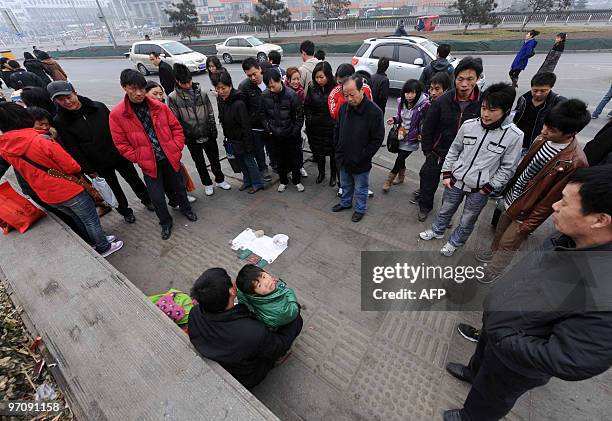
[52,191,110,253]
[340,168,370,214]
[252,130,268,173]
[593,84,612,117]
[432,186,489,247]
[237,152,263,189]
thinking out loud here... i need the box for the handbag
[387,124,400,154]
[0,181,46,234]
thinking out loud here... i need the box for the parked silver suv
[352,36,485,89]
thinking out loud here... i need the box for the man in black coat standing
[444,165,612,421]
[149,52,175,95]
[188,268,303,388]
[332,75,384,223]
[369,57,390,113]
[49,81,154,223]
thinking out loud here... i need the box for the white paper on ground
[230,228,288,263]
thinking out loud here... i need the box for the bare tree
[313,0,352,35]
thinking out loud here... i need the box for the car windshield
[420,40,454,61]
[246,36,264,46]
[161,42,193,55]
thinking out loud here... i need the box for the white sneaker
[300,167,308,177]
[215,180,232,190]
[368,189,374,197]
[337,188,343,197]
[106,235,116,243]
[101,240,124,258]
[419,229,444,241]
[204,185,214,196]
[278,184,287,192]
[440,242,457,257]
[296,183,305,192]
[187,195,197,203]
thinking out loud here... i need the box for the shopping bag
[0,181,46,234]
[91,177,118,208]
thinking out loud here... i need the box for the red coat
[0,128,83,204]
[328,83,372,120]
[109,95,185,178]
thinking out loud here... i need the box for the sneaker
[475,250,493,263]
[187,195,197,203]
[337,188,343,197]
[608,111,612,118]
[204,185,214,196]
[106,235,116,243]
[278,183,287,192]
[440,242,457,257]
[300,167,308,177]
[419,229,443,241]
[368,189,374,197]
[296,183,305,192]
[457,323,480,343]
[215,181,231,190]
[101,240,124,258]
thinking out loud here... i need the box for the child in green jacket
[236,264,300,330]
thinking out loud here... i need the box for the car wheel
[222,53,233,64]
[356,71,370,84]
[137,63,150,76]
[257,52,268,62]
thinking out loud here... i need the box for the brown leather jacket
[504,135,588,233]
[42,58,67,81]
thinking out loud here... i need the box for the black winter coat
[188,304,303,388]
[54,96,125,172]
[259,86,304,139]
[419,58,453,89]
[8,68,46,90]
[583,120,612,166]
[23,59,52,85]
[238,78,264,130]
[334,98,385,174]
[369,72,389,113]
[513,91,565,149]
[421,87,481,158]
[217,88,254,155]
[483,234,612,381]
[304,83,335,156]
[158,61,175,95]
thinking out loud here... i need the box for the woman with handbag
[0,102,123,257]
[383,79,430,193]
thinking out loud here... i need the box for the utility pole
[310,0,314,33]
[95,0,118,48]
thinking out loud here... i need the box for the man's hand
[442,178,452,189]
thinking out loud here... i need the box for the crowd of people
[1,37,612,421]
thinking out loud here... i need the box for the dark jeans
[418,153,444,212]
[252,130,268,173]
[97,159,150,216]
[272,136,301,185]
[340,168,370,214]
[186,140,224,185]
[391,149,413,173]
[463,331,550,421]
[295,136,304,168]
[143,159,191,227]
[236,152,263,189]
[52,191,110,253]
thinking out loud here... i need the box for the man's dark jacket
[259,85,304,139]
[217,88,254,155]
[54,96,124,173]
[333,97,384,174]
[23,58,52,85]
[582,120,612,166]
[483,234,612,381]
[8,68,46,90]
[238,78,264,130]
[419,58,453,89]
[158,60,175,95]
[421,87,481,158]
[188,304,303,388]
[369,72,389,113]
[513,90,565,149]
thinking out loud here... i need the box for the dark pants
[391,149,413,173]
[97,159,150,216]
[418,153,443,212]
[236,152,263,189]
[186,140,224,185]
[272,136,301,185]
[252,130,268,173]
[316,154,337,177]
[509,69,522,87]
[295,136,304,168]
[143,159,191,227]
[463,331,550,421]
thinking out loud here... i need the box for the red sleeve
[328,88,342,120]
[365,85,373,100]
[109,111,137,162]
[46,138,81,174]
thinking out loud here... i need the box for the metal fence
[161,9,612,38]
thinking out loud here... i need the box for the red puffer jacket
[109,96,185,178]
[328,83,372,121]
[0,128,83,204]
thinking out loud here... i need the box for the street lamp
[95,0,118,48]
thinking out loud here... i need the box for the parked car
[128,40,207,75]
[215,35,283,64]
[352,36,485,90]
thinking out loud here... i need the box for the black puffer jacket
[583,120,612,166]
[217,88,254,155]
[513,90,565,149]
[8,68,46,90]
[421,87,481,158]
[419,58,454,89]
[54,96,124,172]
[304,83,335,156]
[259,85,304,139]
[237,78,264,130]
[23,58,52,85]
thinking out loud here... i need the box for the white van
[128,40,207,75]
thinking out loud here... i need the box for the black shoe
[418,208,430,222]
[239,184,252,191]
[316,172,325,184]
[332,203,351,212]
[445,362,472,384]
[168,202,178,210]
[123,212,136,224]
[144,202,155,212]
[457,323,480,343]
[351,212,364,222]
[409,197,419,205]
[443,409,467,421]
[183,211,198,222]
[329,174,337,187]
[161,224,172,240]
[412,189,420,198]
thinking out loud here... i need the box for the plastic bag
[180,164,195,193]
[91,177,118,208]
[0,181,46,234]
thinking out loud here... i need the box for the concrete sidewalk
[94,156,611,420]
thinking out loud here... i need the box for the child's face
[404,90,417,104]
[253,272,278,296]
[34,118,50,131]
[428,83,445,101]
[480,103,504,126]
